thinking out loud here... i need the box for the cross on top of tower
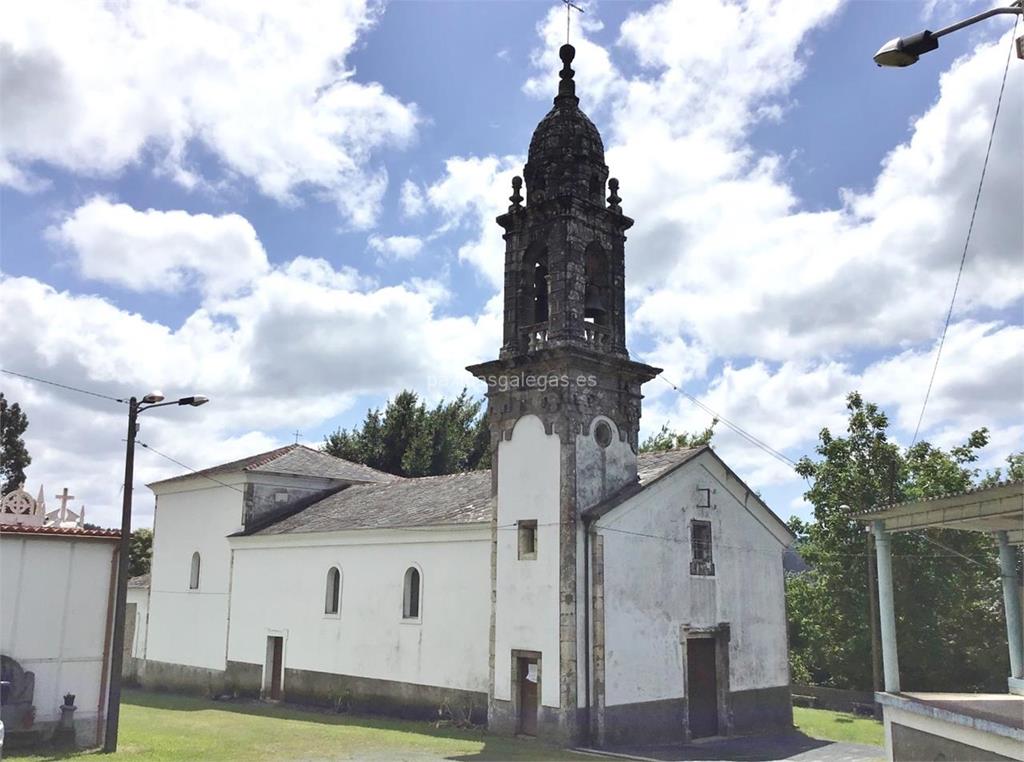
[562,0,584,45]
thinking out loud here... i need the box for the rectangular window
[697,487,711,509]
[690,520,715,576]
[518,520,538,560]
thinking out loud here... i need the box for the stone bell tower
[467,44,660,744]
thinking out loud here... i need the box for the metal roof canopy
[857,481,1023,545]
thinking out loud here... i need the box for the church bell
[584,284,607,319]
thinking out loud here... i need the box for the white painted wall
[147,477,245,670]
[126,586,149,659]
[0,533,116,746]
[596,451,790,707]
[494,414,562,707]
[226,526,490,693]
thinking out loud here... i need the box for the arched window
[521,243,549,326]
[325,567,341,615]
[584,242,609,326]
[189,552,201,590]
[402,566,421,620]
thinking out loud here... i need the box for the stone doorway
[512,651,540,736]
[265,636,284,700]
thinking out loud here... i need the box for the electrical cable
[910,19,1020,445]
[1,368,127,403]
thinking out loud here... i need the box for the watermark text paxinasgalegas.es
[482,372,598,393]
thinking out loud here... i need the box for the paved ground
[597,732,885,762]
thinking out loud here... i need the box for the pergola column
[873,520,900,693]
[996,531,1023,682]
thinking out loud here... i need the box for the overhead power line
[656,374,799,470]
[910,20,1019,446]
[1,368,127,404]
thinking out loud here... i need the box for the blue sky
[1,0,1021,528]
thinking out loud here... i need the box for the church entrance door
[687,637,718,738]
[517,657,539,736]
[267,636,284,700]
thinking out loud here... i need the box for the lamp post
[873,1,1023,67]
[103,392,208,753]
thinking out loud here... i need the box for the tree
[639,421,716,453]
[323,389,490,477]
[128,528,153,578]
[1,393,32,495]
[787,392,1007,692]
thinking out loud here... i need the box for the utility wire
[1,368,127,404]
[135,439,246,495]
[910,20,1019,446]
[656,374,799,470]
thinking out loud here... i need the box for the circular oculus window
[594,421,613,448]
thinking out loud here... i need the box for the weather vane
[562,0,584,45]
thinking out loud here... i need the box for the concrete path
[580,732,885,762]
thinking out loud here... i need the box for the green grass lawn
[793,706,884,747]
[9,690,595,761]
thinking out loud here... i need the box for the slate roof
[249,448,706,537]
[253,469,491,535]
[128,573,151,588]
[148,444,394,488]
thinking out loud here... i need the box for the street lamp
[103,391,208,753]
[873,1,1023,67]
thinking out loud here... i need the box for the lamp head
[873,30,939,67]
[178,395,209,407]
[142,391,165,404]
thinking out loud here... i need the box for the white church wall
[146,478,245,671]
[0,532,117,747]
[126,586,149,659]
[493,414,562,708]
[225,526,490,695]
[597,451,790,708]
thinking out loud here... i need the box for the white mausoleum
[136,45,795,747]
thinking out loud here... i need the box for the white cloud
[0,1,419,227]
[368,234,424,261]
[49,197,270,298]
[399,179,426,218]
[424,155,522,287]
[1,209,500,528]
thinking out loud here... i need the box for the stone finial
[509,176,523,211]
[556,44,577,104]
[607,178,622,212]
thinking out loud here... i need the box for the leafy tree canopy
[129,528,153,578]
[639,420,716,453]
[788,391,1009,693]
[1,392,32,495]
[323,389,489,477]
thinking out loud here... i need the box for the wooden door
[517,658,538,736]
[269,637,283,700]
[687,638,718,738]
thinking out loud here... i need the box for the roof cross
[562,0,584,45]
[55,487,75,521]
[293,430,302,444]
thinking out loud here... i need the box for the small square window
[690,520,715,576]
[518,520,538,560]
[696,488,711,509]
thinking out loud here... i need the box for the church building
[137,45,794,747]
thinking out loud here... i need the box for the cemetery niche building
[135,44,795,747]
[1,484,120,749]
